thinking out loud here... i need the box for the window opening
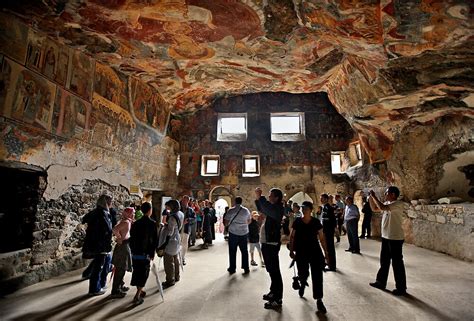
[242,155,260,177]
[217,113,247,141]
[270,112,305,141]
[201,155,220,176]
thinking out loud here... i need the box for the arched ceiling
[3,0,472,113]
[2,0,473,182]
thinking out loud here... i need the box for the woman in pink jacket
[111,207,134,298]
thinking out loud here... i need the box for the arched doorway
[209,186,233,234]
[289,191,314,206]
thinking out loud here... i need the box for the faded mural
[25,29,45,72]
[0,13,28,65]
[67,50,94,101]
[41,38,70,87]
[1,58,56,132]
[52,88,91,139]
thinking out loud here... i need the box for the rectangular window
[201,155,220,176]
[331,152,344,174]
[242,155,260,177]
[217,113,247,141]
[270,112,305,141]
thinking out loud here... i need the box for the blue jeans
[228,232,249,272]
[89,253,111,293]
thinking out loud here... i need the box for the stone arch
[288,191,315,205]
[209,185,233,207]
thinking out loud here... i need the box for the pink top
[113,207,134,244]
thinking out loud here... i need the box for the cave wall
[171,92,355,206]
[0,16,178,292]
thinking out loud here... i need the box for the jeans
[89,253,111,293]
[323,229,336,270]
[376,238,407,291]
[228,232,249,272]
[262,243,283,300]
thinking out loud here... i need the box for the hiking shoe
[392,289,407,296]
[121,286,130,292]
[369,282,386,290]
[243,269,250,275]
[264,299,282,310]
[251,260,258,266]
[262,292,275,301]
[227,268,236,274]
[316,299,327,314]
[162,281,175,289]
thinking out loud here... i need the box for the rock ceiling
[2,0,474,167]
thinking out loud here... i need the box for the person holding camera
[289,201,329,314]
[369,186,407,296]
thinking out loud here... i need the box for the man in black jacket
[255,187,284,310]
[82,194,114,296]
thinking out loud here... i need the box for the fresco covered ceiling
[1,0,473,169]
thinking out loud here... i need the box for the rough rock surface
[2,0,472,201]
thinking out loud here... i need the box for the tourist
[129,202,158,304]
[344,195,360,254]
[157,199,184,289]
[111,207,134,298]
[369,186,407,296]
[249,211,264,267]
[180,195,195,265]
[81,194,114,296]
[289,201,329,313]
[255,187,285,310]
[360,196,373,238]
[224,197,251,275]
[320,193,337,271]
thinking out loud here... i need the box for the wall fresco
[0,13,28,65]
[52,87,91,139]
[66,50,94,101]
[130,77,170,136]
[94,62,127,109]
[1,58,56,131]
[25,29,46,72]
[41,38,70,87]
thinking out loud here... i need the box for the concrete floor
[1,235,473,321]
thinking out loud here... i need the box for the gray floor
[1,234,473,321]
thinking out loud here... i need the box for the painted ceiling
[1,0,473,169]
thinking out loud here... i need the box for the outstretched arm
[369,190,390,211]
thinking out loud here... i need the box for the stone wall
[405,203,474,261]
[0,179,138,294]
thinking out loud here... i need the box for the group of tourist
[81,185,407,313]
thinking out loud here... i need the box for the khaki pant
[163,253,180,283]
[181,232,189,261]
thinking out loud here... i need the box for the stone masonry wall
[0,179,138,294]
[405,203,474,261]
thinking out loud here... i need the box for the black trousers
[296,255,323,299]
[228,232,249,272]
[361,215,372,237]
[376,238,407,291]
[262,243,283,300]
[324,229,336,270]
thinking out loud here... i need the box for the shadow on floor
[11,295,90,321]
[401,294,451,320]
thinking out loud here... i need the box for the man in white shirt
[369,186,407,296]
[224,197,251,275]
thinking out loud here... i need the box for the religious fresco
[25,29,46,72]
[0,13,29,65]
[90,91,136,148]
[94,62,127,109]
[66,50,94,101]
[1,58,56,131]
[130,77,170,137]
[52,88,91,139]
[41,38,70,87]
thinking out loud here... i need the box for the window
[242,155,260,177]
[270,112,305,141]
[201,155,220,176]
[217,113,247,141]
[331,151,345,174]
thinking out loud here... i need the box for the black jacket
[82,207,113,255]
[321,203,336,233]
[130,216,158,259]
[255,196,284,243]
